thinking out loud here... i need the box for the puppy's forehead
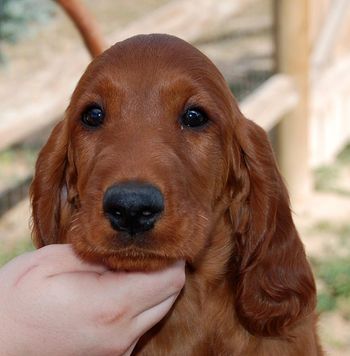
[84,34,225,86]
[71,34,236,121]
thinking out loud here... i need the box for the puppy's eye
[81,105,105,128]
[181,108,208,128]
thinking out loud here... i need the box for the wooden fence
[1,0,350,214]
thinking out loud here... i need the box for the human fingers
[1,244,109,292]
[98,260,185,314]
[34,244,109,275]
[121,340,139,356]
[132,292,180,337]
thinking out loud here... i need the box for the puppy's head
[31,34,239,271]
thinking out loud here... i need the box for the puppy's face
[32,35,241,270]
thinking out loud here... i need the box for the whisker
[197,214,209,221]
[69,225,80,232]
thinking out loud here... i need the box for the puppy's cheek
[160,209,212,263]
[65,204,106,245]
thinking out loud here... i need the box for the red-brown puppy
[31,34,322,355]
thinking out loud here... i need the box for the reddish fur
[30,34,323,355]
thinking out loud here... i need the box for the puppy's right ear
[30,120,75,247]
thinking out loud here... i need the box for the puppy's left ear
[30,120,77,247]
[228,118,316,337]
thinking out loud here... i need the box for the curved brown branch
[55,0,106,58]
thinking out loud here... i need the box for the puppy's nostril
[103,182,164,235]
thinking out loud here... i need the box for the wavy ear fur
[229,118,316,337]
[30,120,77,247]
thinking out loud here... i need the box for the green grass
[0,238,34,267]
[310,126,350,322]
[311,221,350,241]
[0,145,38,166]
[314,143,350,196]
[337,143,350,165]
[310,219,350,317]
[315,256,350,317]
[314,165,340,191]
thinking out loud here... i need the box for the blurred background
[0,0,349,353]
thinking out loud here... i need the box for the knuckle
[94,305,128,327]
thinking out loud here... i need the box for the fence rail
[241,74,298,131]
[1,0,350,216]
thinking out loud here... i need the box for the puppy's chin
[72,243,177,271]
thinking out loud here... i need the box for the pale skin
[0,244,185,356]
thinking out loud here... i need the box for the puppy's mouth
[73,181,168,272]
[73,242,178,271]
[71,182,193,270]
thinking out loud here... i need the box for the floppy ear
[30,120,77,247]
[229,118,316,337]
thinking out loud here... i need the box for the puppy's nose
[103,182,164,235]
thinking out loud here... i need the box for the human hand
[0,244,185,356]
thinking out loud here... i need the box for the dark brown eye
[81,105,105,128]
[181,108,208,128]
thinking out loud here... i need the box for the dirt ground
[1,0,349,354]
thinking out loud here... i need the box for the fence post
[274,0,312,204]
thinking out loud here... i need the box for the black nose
[103,182,164,235]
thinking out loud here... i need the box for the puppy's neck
[135,219,243,355]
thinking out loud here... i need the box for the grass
[0,237,34,267]
[0,144,39,186]
[311,143,350,320]
[310,221,350,318]
[338,144,350,165]
[314,143,350,196]
[311,221,350,241]
[0,144,39,168]
[314,255,350,317]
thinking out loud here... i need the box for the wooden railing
[1,0,350,215]
[241,74,298,131]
